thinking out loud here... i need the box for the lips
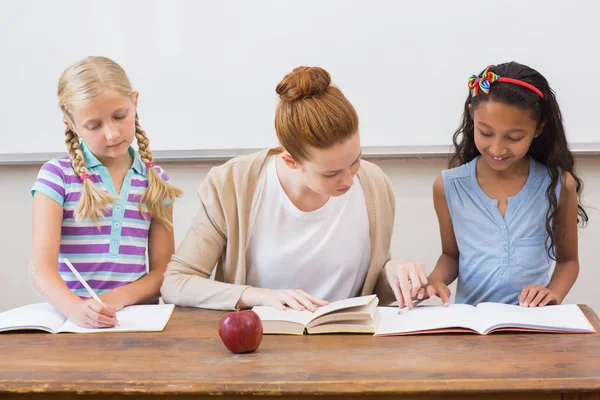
[488,152,509,163]
[336,187,350,194]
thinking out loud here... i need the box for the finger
[530,290,547,307]
[426,285,437,300]
[280,293,304,311]
[407,266,422,298]
[417,263,429,287]
[271,298,286,310]
[86,307,118,327]
[290,291,318,312]
[518,288,529,306]
[397,272,413,309]
[523,288,538,307]
[85,313,116,328]
[297,290,329,307]
[88,301,116,317]
[539,293,554,307]
[390,279,404,308]
[439,284,451,306]
[417,287,426,300]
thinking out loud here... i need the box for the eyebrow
[82,106,129,126]
[477,121,528,134]
[324,151,363,174]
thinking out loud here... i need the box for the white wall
[1,157,598,313]
[2,0,600,154]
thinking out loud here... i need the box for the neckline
[271,157,336,220]
[470,155,537,207]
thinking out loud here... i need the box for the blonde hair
[58,56,182,227]
[275,66,359,161]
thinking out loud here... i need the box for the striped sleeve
[153,165,174,206]
[31,160,67,206]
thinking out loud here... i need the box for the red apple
[218,310,263,354]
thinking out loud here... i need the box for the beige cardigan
[161,149,396,310]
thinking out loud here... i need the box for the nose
[489,138,505,156]
[340,169,354,187]
[103,123,120,142]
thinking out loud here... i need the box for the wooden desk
[0,306,599,400]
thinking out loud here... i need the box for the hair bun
[276,66,331,101]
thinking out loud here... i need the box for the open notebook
[375,303,596,336]
[252,295,380,335]
[0,303,175,333]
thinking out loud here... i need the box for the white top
[245,156,371,302]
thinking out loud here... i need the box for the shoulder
[433,174,444,196]
[357,159,389,185]
[149,164,171,182]
[199,149,270,198]
[441,161,472,182]
[561,170,577,197]
[357,159,394,198]
[32,156,74,205]
[36,156,74,183]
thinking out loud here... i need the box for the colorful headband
[79,173,90,181]
[468,65,544,99]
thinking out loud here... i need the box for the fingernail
[523,303,528,307]
[519,302,523,306]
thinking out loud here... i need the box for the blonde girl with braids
[162,66,427,311]
[30,56,182,328]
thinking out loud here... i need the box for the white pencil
[64,258,119,326]
[64,258,108,307]
[398,299,425,314]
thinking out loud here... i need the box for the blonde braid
[65,127,116,224]
[135,114,182,227]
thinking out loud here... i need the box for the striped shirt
[31,141,171,298]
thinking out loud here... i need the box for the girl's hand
[238,288,329,312]
[98,291,128,312]
[385,260,428,309]
[519,284,559,307]
[417,280,451,306]
[68,298,118,328]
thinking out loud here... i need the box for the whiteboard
[1,0,598,157]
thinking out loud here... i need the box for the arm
[161,168,328,311]
[31,192,116,327]
[100,204,175,310]
[520,172,579,306]
[373,167,428,308]
[424,175,459,305]
[160,172,241,310]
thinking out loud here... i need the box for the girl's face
[472,100,542,172]
[287,132,362,197]
[65,90,138,164]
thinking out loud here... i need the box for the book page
[308,309,381,334]
[58,304,175,333]
[311,295,377,319]
[0,303,66,333]
[477,303,596,333]
[252,295,377,327]
[251,306,315,327]
[375,304,483,336]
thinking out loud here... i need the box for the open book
[375,303,596,336]
[0,303,175,333]
[252,295,380,334]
